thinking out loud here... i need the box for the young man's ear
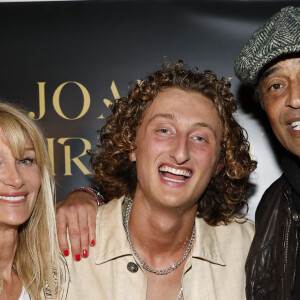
[129,150,137,162]
[214,158,224,176]
[214,161,224,176]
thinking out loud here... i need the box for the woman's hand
[56,191,98,261]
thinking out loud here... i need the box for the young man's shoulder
[198,217,254,244]
[219,217,254,237]
[197,217,254,263]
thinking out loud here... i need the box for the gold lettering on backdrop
[28,82,46,120]
[58,137,92,176]
[47,138,56,175]
[53,81,90,120]
[32,80,126,178]
[99,81,120,119]
[111,80,120,99]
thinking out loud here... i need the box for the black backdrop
[0,0,294,219]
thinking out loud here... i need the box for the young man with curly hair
[58,61,256,299]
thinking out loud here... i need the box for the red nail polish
[75,254,81,261]
[83,250,88,258]
[63,249,69,257]
[91,240,95,246]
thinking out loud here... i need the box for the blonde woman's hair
[0,101,63,299]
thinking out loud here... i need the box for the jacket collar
[282,153,300,196]
[192,217,226,266]
[95,197,225,266]
[282,153,300,213]
[95,196,131,264]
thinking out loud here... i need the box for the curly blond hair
[90,61,257,225]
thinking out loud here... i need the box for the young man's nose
[169,134,190,164]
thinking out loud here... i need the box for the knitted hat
[234,6,300,85]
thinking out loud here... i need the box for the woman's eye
[18,157,34,165]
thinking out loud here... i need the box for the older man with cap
[235,6,300,300]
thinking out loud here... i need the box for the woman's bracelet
[67,187,106,207]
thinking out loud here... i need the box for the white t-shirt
[18,286,31,300]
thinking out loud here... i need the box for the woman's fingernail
[91,240,95,246]
[63,249,69,256]
[75,254,81,261]
[83,250,88,258]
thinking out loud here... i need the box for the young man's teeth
[0,195,25,201]
[160,174,186,183]
[291,121,300,130]
[159,166,191,177]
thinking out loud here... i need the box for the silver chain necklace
[123,198,195,276]
[177,288,183,300]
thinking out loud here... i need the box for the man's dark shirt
[282,154,300,299]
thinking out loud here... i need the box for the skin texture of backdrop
[0,0,292,220]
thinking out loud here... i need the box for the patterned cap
[234,6,300,85]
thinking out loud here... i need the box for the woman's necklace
[123,198,195,276]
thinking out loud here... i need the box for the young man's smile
[158,164,192,184]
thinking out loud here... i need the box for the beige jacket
[65,197,254,300]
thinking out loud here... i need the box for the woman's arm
[56,191,98,261]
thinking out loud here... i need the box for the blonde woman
[0,102,68,300]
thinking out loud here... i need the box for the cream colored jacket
[65,197,254,300]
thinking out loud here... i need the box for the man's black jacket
[246,175,300,299]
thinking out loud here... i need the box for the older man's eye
[269,83,282,90]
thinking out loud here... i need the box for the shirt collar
[95,197,226,266]
[191,217,226,266]
[95,196,132,264]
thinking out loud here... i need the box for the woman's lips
[0,193,27,203]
